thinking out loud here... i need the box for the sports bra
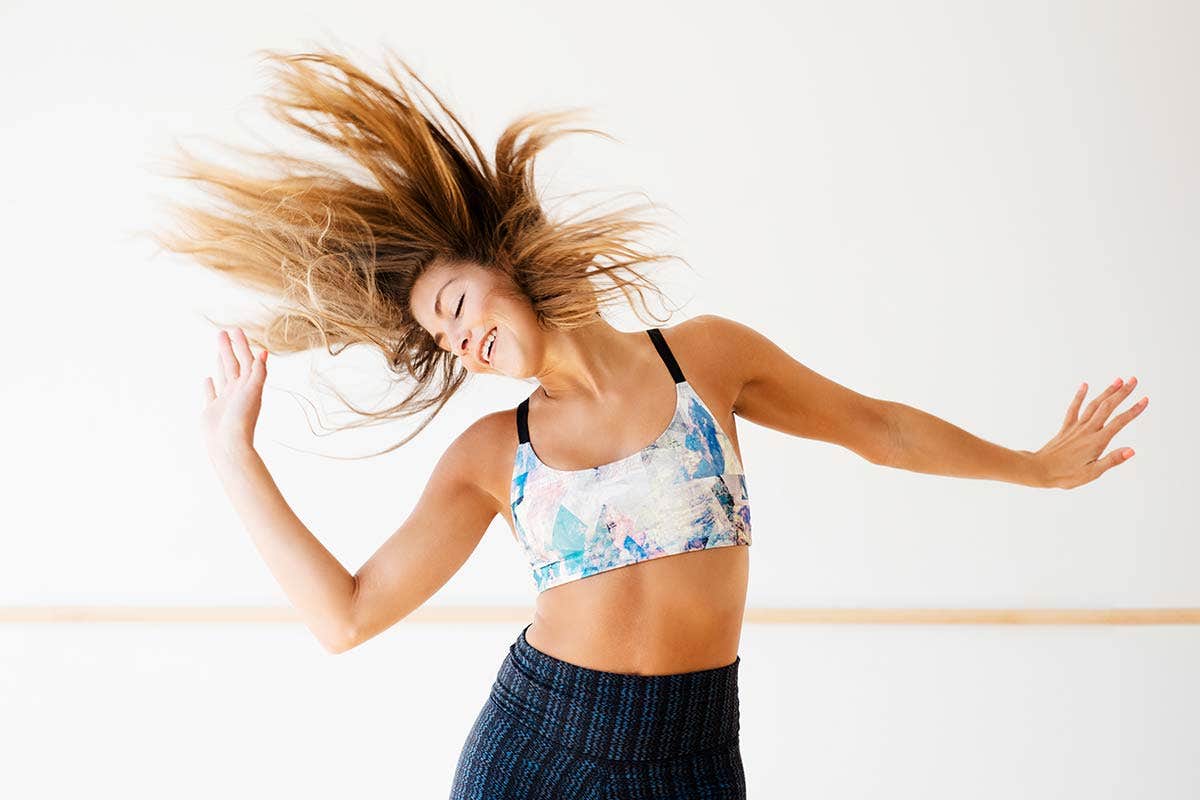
[510,327,752,593]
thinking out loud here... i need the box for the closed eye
[455,294,464,318]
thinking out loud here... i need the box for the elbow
[323,626,359,655]
[324,577,361,654]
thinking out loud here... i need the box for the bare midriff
[524,544,749,675]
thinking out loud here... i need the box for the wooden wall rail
[1,606,1197,624]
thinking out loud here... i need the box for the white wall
[2,0,1196,797]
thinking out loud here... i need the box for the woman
[158,47,1147,799]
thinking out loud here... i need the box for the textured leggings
[449,623,745,799]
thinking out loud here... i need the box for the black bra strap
[516,396,531,444]
[519,331,681,444]
[646,328,686,383]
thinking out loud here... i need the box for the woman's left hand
[1030,376,1148,489]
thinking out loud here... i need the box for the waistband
[487,622,741,762]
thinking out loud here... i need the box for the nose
[455,329,474,361]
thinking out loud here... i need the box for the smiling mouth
[480,326,497,364]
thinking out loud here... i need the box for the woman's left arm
[694,315,1148,490]
[885,375,1147,489]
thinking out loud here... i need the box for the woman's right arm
[212,443,360,652]
[212,418,499,655]
[204,328,500,655]
[207,328,364,653]
[340,417,500,651]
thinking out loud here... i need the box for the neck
[532,320,647,404]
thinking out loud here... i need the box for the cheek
[483,291,530,328]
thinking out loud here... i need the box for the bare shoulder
[440,405,522,517]
[663,314,757,411]
[676,314,893,463]
[678,313,759,352]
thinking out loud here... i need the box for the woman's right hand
[202,328,268,464]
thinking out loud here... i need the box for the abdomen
[526,544,750,674]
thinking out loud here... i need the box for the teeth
[482,329,496,363]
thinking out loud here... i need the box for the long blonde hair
[148,46,689,457]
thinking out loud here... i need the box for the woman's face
[409,259,539,377]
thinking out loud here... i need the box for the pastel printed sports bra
[510,327,752,593]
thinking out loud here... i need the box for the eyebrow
[432,277,454,349]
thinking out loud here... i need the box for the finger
[1095,375,1139,427]
[217,329,239,383]
[203,376,216,405]
[253,347,269,381]
[1062,382,1088,430]
[1102,394,1149,438]
[1079,377,1125,425]
[230,327,255,376]
[1085,445,1136,485]
[246,347,267,384]
[214,351,226,393]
